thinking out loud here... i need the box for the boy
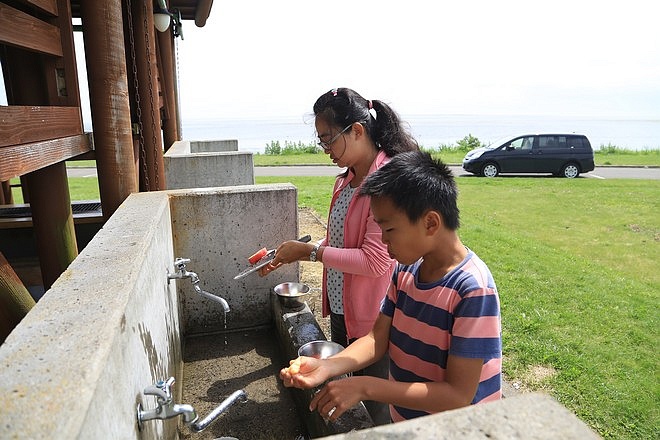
[280,151,502,422]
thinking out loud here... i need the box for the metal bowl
[298,340,344,359]
[273,282,311,310]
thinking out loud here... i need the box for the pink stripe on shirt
[392,311,451,351]
[452,316,501,339]
[389,343,447,382]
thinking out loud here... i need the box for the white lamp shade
[154,12,171,32]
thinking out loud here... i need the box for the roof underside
[69,1,214,27]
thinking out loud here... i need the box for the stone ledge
[326,392,600,439]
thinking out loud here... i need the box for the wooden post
[0,181,13,204]
[131,0,166,190]
[157,26,180,151]
[0,252,36,344]
[2,35,79,291]
[25,163,78,290]
[80,0,138,217]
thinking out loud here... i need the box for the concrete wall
[0,183,301,439]
[168,184,300,335]
[190,139,238,152]
[0,192,179,440]
[164,140,254,190]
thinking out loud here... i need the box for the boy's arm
[331,312,391,370]
[312,354,484,421]
[281,313,392,389]
[367,354,483,411]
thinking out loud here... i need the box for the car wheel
[562,163,580,178]
[482,163,499,177]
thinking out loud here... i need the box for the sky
[173,0,660,121]
[2,1,655,124]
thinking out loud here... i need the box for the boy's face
[370,196,427,265]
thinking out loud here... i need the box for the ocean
[179,114,660,154]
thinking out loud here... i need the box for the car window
[539,136,558,148]
[558,136,568,149]
[510,136,534,150]
[567,136,584,148]
[509,138,524,149]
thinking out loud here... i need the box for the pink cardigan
[321,150,396,339]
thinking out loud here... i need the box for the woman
[262,87,418,424]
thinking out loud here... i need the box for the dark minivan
[462,134,595,178]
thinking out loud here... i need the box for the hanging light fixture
[154,0,175,33]
[153,6,172,32]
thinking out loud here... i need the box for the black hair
[313,87,419,157]
[359,150,460,230]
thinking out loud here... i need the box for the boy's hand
[309,376,367,421]
[279,356,327,389]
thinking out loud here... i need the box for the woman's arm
[320,208,392,276]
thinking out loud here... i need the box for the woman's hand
[258,240,314,276]
[258,260,282,276]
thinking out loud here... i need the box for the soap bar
[248,247,268,265]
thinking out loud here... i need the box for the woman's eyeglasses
[317,124,352,151]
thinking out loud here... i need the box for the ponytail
[313,88,419,157]
[370,99,419,156]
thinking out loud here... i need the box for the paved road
[252,165,660,179]
[67,165,660,179]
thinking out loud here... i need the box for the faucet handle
[143,377,175,403]
[173,258,191,270]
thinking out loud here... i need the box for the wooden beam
[195,0,214,27]
[43,0,80,107]
[0,106,82,148]
[0,134,91,181]
[12,0,58,16]
[0,3,62,56]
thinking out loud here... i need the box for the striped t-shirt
[380,249,502,421]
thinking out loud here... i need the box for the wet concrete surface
[181,328,306,440]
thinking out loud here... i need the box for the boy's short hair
[360,150,460,230]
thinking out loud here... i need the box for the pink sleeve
[321,207,393,277]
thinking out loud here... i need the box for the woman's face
[315,118,351,167]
